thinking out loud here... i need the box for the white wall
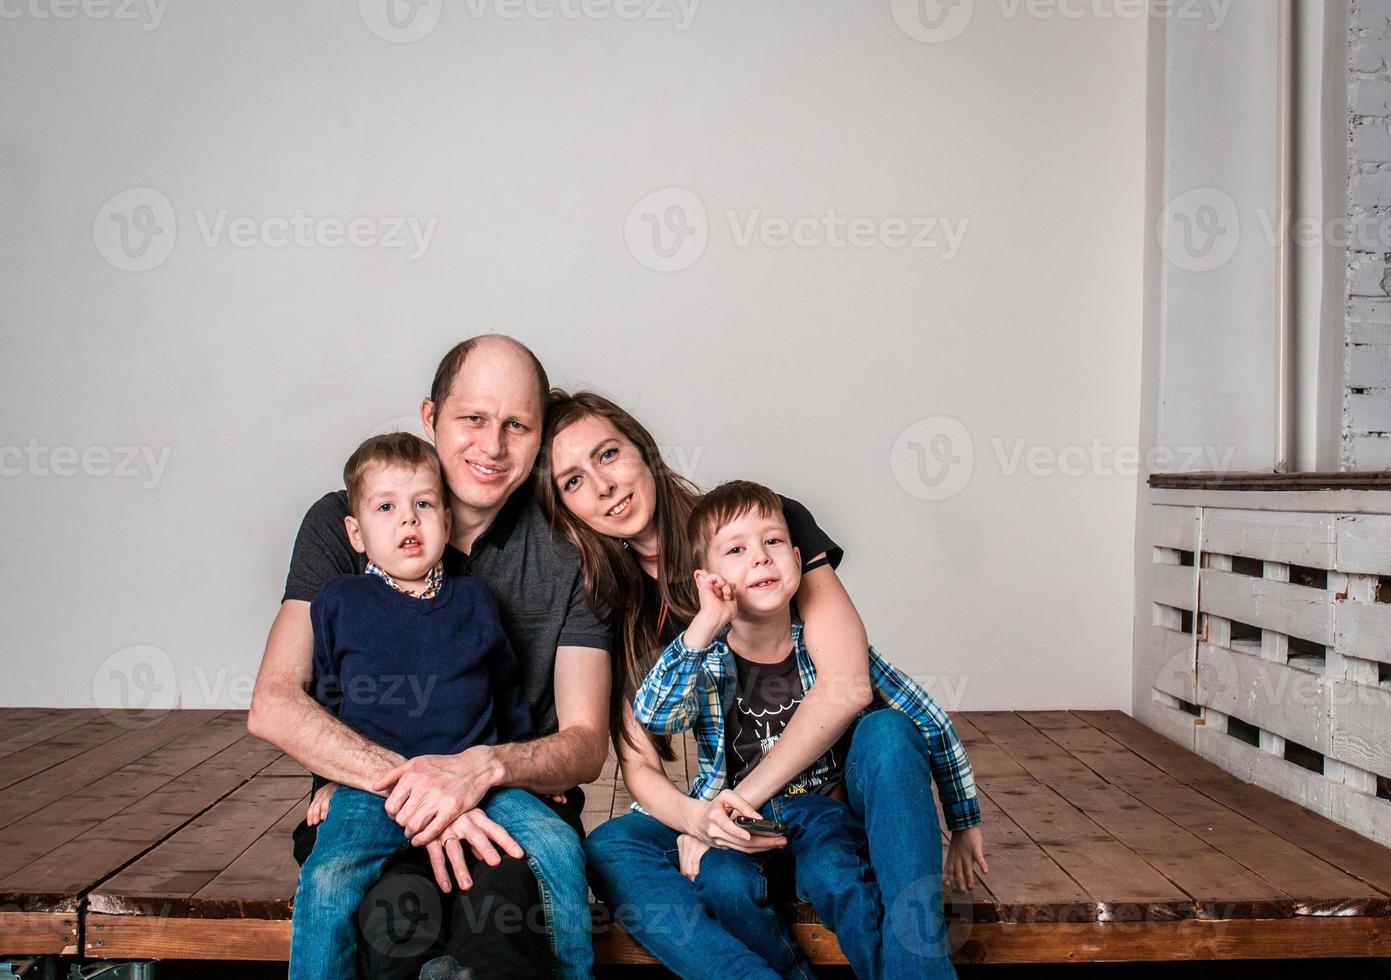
[1132,1,1354,718]
[0,0,1146,713]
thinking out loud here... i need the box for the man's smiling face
[423,339,544,516]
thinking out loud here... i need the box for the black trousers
[292,789,585,980]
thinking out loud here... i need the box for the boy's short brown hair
[688,480,787,566]
[343,432,443,515]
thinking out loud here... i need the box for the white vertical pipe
[1275,0,1296,473]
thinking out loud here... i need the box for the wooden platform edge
[78,912,1391,963]
[0,911,80,956]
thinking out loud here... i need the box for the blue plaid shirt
[632,620,982,831]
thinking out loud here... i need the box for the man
[249,334,611,978]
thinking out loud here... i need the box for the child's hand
[944,826,987,892]
[307,782,337,827]
[676,833,710,880]
[686,569,738,645]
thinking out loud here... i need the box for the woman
[536,391,969,979]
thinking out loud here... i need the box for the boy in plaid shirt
[632,481,987,980]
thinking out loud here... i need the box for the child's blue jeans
[698,708,960,980]
[289,785,592,980]
[587,708,960,979]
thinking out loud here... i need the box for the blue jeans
[290,785,592,980]
[656,709,958,980]
[584,811,811,980]
[770,708,957,980]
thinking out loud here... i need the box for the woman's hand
[944,826,988,892]
[423,807,526,893]
[306,781,336,826]
[684,570,738,648]
[684,789,786,854]
[676,834,710,880]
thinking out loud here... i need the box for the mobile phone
[733,815,786,836]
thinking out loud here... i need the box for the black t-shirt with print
[725,642,855,796]
[642,494,843,647]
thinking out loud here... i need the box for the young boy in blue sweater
[289,433,575,980]
[632,481,988,980]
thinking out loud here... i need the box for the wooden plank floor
[2,708,1390,964]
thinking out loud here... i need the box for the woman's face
[549,414,657,542]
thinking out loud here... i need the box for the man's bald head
[428,334,550,426]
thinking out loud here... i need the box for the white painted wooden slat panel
[1195,643,1328,753]
[1328,678,1391,779]
[1152,505,1199,551]
[1151,625,1195,703]
[1152,562,1195,611]
[1199,569,1334,645]
[1335,598,1391,665]
[1336,514,1391,575]
[1202,508,1334,567]
[1194,724,1329,813]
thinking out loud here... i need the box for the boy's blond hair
[687,480,786,567]
[343,432,443,516]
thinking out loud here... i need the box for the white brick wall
[1347,0,1391,470]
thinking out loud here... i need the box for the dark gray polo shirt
[282,483,612,735]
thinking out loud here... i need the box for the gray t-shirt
[282,484,612,735]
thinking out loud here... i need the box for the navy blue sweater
[309,572,533,777]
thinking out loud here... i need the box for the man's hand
[676,834,710,880]
[944,826,988,892]
[685,789,787,854]
[306,782,336,826]
[422,807,527,893]
[374,746,505,846]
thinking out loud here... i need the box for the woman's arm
[617,703,786,854]
[617,702,705,834]
[724,559,874,808]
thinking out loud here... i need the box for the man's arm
[381,644,611,844]
[247,599,404,790]
[725,560,874,808]
[491,643,610,790]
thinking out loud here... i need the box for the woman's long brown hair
[535,390,701,760]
